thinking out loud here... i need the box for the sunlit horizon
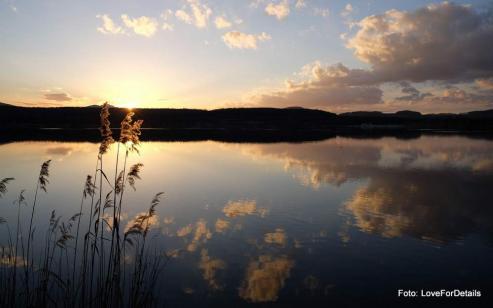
[1,0,493,113]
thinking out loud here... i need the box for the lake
[1,135,492,306]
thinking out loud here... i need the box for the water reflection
[186,219,213,252]
[45,145,73,156]
[1,136,492,306]
[239,255,294,303]
[215,218,230,233]
[222,199,268,218]
[264,229,287,247]
[237,137,493,243]
[344,169,493,242]
[240,137,493,187]
[199,249,226,290]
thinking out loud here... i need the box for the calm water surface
[1,135,492,306]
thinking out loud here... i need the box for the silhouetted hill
[466,109,493,118]
[0,105,491,131]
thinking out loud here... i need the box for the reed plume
[119,111,143,153]
[0,177,14,197]
[83,175,96,199]
[38,160,51,192]
[99,102,114,155]
[127,163,144,191]
[115,171,124,194]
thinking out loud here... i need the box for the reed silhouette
[0,103,167,307]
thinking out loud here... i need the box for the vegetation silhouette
[0,104,492,132]
[0,103,168,307]
[1,105,492,145]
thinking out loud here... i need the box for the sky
[0,0,492,113]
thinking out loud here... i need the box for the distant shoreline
[1,105,492,133]
[1,127,492,144]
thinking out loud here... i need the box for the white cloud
[175,10,192,24]
[258,32,272,41]
[97,14,125,35]
[295,0,306,9]
[161,9,175,31]
[341,3,353,17]
[222,31,271,50]
[215,16,232,29]
[265,0,290,20]
[121,15,158,37]
[161,9,174,20]
[176,0,212,28]
[189,0,212,28]
[162,22,174,31]
[250,0,265,9]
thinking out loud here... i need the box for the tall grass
[0,103,167,307]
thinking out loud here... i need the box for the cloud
[347,2,493,83]
[387,83,493,112]
[341,3,353,17]
[222,31,271,49]
[265,0,290,20]
[189,0,212,28]
[162,22,174,31]
[161,9,175,31]
[250,0,265,9]
[161,9,174,20]
[176,0,212,28]
[121,15,158,37]
[215,16,232,29]
[295,0,306,9]
[250,62,383,109]
[245,3,493,111]
[395,81,432,102]
[476,78,493,90]
[97,14,125,35]
[44,92,72,101]
[175,10,192,24]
